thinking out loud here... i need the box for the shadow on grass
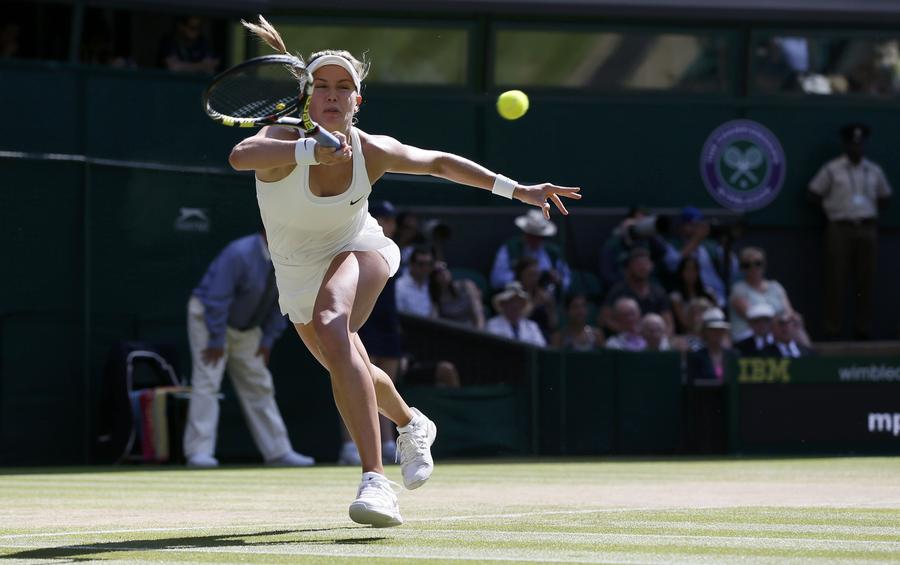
[1,528,389,562]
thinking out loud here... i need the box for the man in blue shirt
[184,231,314,468]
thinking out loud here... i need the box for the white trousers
[183,297,293,462]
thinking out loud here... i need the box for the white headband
[307,55,362,92]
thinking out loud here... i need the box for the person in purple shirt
[184,231,314,468]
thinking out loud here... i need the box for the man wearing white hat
[734,303,779,357]
[485,282,546,347]
[490,210,571,294]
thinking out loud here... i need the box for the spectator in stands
[641,313,671,352]
[81,11,135,68]
[604,297,646,351]
[662,206,737,307]
[734,303,780,357]
[394,210,425,271]
[598,207,669,288]
[515,257,558,340]
[428,260,485,329]
[670,256,718,334]
[677,297,715,352]
[184,230,314,468]
[350,200,403,466]
[486,282,546,346]
[728,246,808,344]
[399,359,461,389]
[687,308,737,384]
[158,16,220,74]
[773,312,817,358]
[600,247,674,335]
[552,293,604,351]
[490,209,571,295]
[395,246,434,317]
[808,123,893,340]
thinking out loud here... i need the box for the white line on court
[0,507,646,540]
[0,543,663,565]
[2,503,898,542]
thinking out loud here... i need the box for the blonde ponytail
[241,15,293,58]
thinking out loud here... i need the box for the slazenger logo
[868,413,900,436]
[174,208,210,233]
[699,119,786,212]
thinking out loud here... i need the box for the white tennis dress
[256,127,401,325]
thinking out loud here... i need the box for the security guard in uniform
[808,123,892,340]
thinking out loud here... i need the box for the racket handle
[273,117,343,149]
[312,128,342,149]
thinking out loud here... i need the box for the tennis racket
[202,54,342,148]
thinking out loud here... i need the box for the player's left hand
[514,183,582,219]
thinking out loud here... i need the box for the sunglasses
[740,260,765,269]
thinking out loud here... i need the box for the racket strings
[208,64,305,119]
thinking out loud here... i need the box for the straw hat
[491,281,532,313]
[702,307,730,330]
[514,209,557,237]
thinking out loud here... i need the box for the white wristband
[492,174,517,199]
[294,138,318,166]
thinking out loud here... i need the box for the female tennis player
[229,17,581,527]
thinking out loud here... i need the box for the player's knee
[312,310,351,361]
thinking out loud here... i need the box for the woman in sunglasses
[728,247,808,344]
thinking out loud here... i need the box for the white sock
[397,409,422,433]
[362,471,385,482]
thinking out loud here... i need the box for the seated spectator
[158,16,219,74]
[670,256,718,334]
[640,313,671,352]
[81,11,135,68]
[485,282,546,347]
[687,308,738,384]
[598,207,670,288]
[605,297,646,351]
[662,206,738,307]
[429,261,485,329]
[490,209,571,295]
[394,210,425,271]
[515,257,558,340]
[395,246,434,317]
[600,247,674,335]
[399,358,461,389]
[552,293,604,351]
[729,246,808,343]
[675,297,716,352]
[773,312,817,358]
[734,303,780,357]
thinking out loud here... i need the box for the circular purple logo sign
[700,119,786,211]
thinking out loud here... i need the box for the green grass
[1,458,899,564]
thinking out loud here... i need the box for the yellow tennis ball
[497,90,529,120]
[275,102,286,110]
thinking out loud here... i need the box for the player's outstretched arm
[369,135,581,218]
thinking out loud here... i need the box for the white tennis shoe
[348,472,403,527]
[396,408,437,490]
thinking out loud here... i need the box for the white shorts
[274,224,401,326]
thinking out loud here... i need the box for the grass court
[1,457,899,564]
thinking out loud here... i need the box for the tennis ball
[497,90,529,120]
[275,102,286,110]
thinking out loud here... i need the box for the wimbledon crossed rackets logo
[699,120,786,211]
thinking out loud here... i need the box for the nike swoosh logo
[350,197,363,205]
